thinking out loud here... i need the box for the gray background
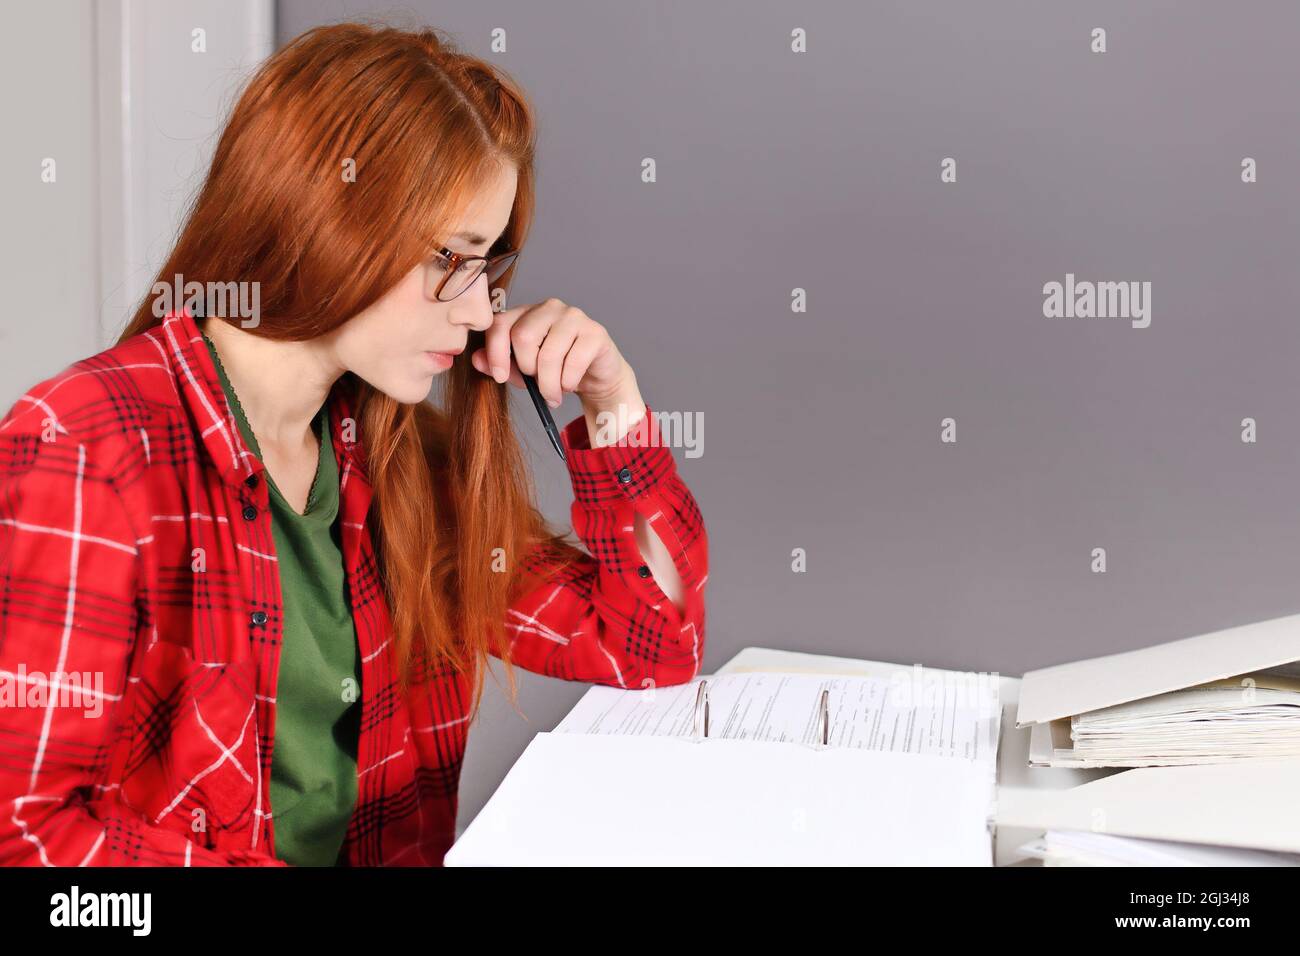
[295,1,1299,827]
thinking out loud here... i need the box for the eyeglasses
[423,246,520,302]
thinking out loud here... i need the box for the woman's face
[326,161,519,404]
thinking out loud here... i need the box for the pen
[518,363,566,463]
[496,260,564,461]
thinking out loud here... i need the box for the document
[1062,673,1300,766]
[445,731,995,866]
[553,670,1001,765]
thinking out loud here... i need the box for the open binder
[1006,613,1300,856]
[1016,612,1300,767]
[446,673,1000,866]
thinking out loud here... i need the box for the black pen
[519,367,566,463]
[496,261,564,461]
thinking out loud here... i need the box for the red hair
[118,21,582,714]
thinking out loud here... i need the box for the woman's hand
[472,300,682,606]
[468,297,638,411]
[471,298,682,608]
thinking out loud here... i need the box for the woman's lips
[425,351,456,368]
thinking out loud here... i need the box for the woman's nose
[449,275,498,332]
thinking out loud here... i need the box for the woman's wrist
[579,369,646,448]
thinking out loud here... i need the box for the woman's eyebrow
[453,229,491,246]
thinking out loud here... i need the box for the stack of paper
[554,670,1002,765]
[1019,830,1300,867]
[1061,673,1300,767]
[1018,612,1300,769]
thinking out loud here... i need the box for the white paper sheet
[1060,674,1300,765]
[445,731,995,866]
[553,671,1001,764]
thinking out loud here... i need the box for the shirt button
[245,474,259,489]
[250,610,268,626]
[616,467,633,484]
[242,505,257,521]
[636,564,651,578]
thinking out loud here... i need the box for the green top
[202,333,362,867]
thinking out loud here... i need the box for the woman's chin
[367,374,437,405]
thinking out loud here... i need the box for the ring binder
[691,681,833,747]
[693,680,710,738]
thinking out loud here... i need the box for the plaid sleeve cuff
[561,402,678,507]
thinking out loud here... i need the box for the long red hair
[118,22,582,714]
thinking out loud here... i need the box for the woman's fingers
[474,299,611,406]
[470,348,525,388]
[483,306,523,383]
[559,331,605,394]
[533,314,583,407]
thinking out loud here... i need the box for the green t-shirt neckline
[202,331,362,867]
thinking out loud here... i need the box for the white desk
[714,646,1121,866]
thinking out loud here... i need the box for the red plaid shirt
[0,310,708,866]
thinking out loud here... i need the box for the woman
[0,23,707,866]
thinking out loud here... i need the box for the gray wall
[16,0,1291,834]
